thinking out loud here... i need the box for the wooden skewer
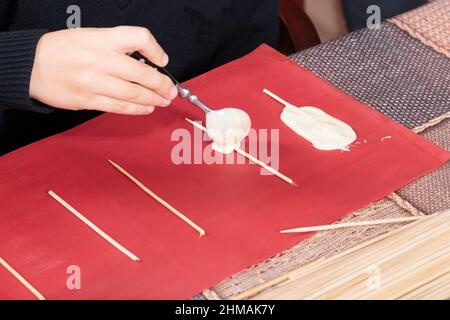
[48,190,140,261]
[0,257,45,300]
[357,250,450,300]
[252,212,450,300]
[231,217,414,300]
[251,218,438,299]
[231,212,449,300]
[108,160,206,237]
[230,257,326,300]
[262,88,292,107]
[400,272,450,299]
[407,272,450,300]
[312,234,449,300]
[185,118,297,186]
[280,215,431,234]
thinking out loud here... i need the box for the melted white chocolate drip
[281,105,356,151]
[205,108,251,154]
[263,89,357,151]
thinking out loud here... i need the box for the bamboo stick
[399,272,450,299]
[48,190,140,261]
[230,257,326,300]
[338,249,450,300]
[231,213,430,300]
[0,257,45,300]
[289,216,446,299]
[318,235,450,299]
[258,240,430,299]
[262,89,292,107]
[280,215,429,234]
[413,276,450,300]
[250,212,450,300]
[185,118,297,186]
[108,160,206,237]
[420,284,450,300]
[363,254,450,300]
[291,220,442,298]
[291,220,448,299]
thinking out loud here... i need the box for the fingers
[106,53,177,101]
[85,95,156,115]
[108,26,169,67]
[30,27,173,115]
[94,75,172,107]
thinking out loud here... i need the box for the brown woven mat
[290,23,450,129]
[398,119,450,214]
[390,0,450,58]
[208,198,413,299]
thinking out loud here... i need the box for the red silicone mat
[0,44,448,299]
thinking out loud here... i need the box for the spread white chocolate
[263,89,357,151]
[205,108,251,154]
[280,105,357,151]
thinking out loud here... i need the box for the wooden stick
[280,215,431,234]
[313,234,449,300]
[48,190,140,261]
[252,212,450,300]
[185,118,297,186]
[108,160,206,237]
[230,257,326,300]
[399,272,450,299]
[263,89,291,107]
[234,213,446,299]
[0,257,45,300]
[231,220,405,300]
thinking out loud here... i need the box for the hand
[30,26,178,115]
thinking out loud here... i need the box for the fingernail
[161,53,169,66]
[169,86,178,100]
[146,106,155,114]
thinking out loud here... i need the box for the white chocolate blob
[205,108,251,154]
[281,105,356,151]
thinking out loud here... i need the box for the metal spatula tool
[131,52,212,114]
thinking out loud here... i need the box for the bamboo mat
[250,211,450,300]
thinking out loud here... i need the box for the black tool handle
[130,52,179,85]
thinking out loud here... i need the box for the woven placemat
[208,198,412,299]
[290,23,450,129]
[390,0,450,58]
[398,119,450,214]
